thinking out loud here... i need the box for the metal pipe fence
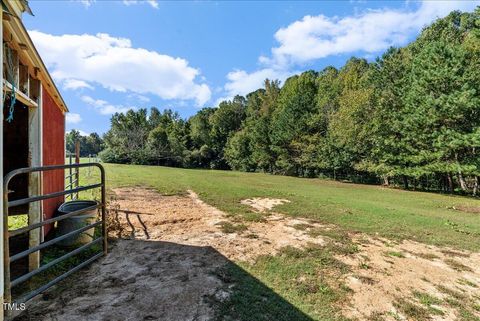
[3,163,107,316]
[65,152,79,200]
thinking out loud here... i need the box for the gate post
[75,141,80,199]
[1,6,5,320]
[28,100,42,272]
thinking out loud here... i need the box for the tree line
[99,9,480,195]
[66,129,104,157]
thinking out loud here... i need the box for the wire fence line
[65,152,79,200]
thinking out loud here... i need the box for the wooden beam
[28,103,42,272]
[3,81,38,108]
[2,11,68,112]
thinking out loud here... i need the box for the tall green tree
[327,58,374,176]
[209,95,247,168]
[270,70,318,175]
[101,109,151,164]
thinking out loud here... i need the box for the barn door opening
[3,99,29,215]
[3,98,31,279]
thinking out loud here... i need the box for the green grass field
[73,161,480,320]
[81,162,480,251]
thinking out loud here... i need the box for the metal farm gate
[3,163,107,315]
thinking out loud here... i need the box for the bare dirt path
[16,187,480,321]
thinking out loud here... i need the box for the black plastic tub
[56,200,98,246]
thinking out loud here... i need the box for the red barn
[41,87,67,235]
[1,0,69,281]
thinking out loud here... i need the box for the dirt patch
[105,188,325,261]
[240,197,290,212]
[16,187,480,321]
[16,187,324,320]
[448,205,480,214]
[17,240,227,321]
[340,237,480,321]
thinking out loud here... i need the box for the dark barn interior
[3,98,29,215]
[3,99,30,280]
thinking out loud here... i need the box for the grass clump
[385,251,405,258]
[369,312,387,321]
[457,278,478,288]
[440,249,470,258]
[444,259,473,272]
[393,300,431,321]
[436,285,467,300]
[356,275,375,285]
[415,252,439,260]
[328,241,359,256]
[292,223,313,231]
[413,291,442,306]
[307,228,359,256]
[244,233,259,239]
[412,291,444,316]
[241,212,266,222]
[216,221,248,234]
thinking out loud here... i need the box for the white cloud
[268,1,480,66]
[223,68,293,99]
[147,0,159,9]
[79,0,95,8]
[220,1,479,102]
[122,0,159,9]
[67,129,89,136]
[66,113,82,124]
[63,79,94,90]
[81,95,135,115]
[128,93,150,103]
[29,31,211,106]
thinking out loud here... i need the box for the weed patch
[415,252,439,260]
[412,291,444,316]
[441,249,470,258]
[393,299,430,321]
[436,285,467,300]
[356,275,375,285]
[216,221,248,234]
[384,251,405,258]
[457,278,478,288]
[435,284,480,320]
[413,290,442,306]
[307,228,360,256]
[444,259,473,272]
[292,223,313,231]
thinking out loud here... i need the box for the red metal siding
[42,88,65,234]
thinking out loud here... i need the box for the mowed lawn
[83,163,480,251]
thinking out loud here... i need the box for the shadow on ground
[13,238,313,321]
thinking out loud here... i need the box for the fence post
[68,153,72,200]
[75,141,80,200]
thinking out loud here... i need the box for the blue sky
[23,0,479,135]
